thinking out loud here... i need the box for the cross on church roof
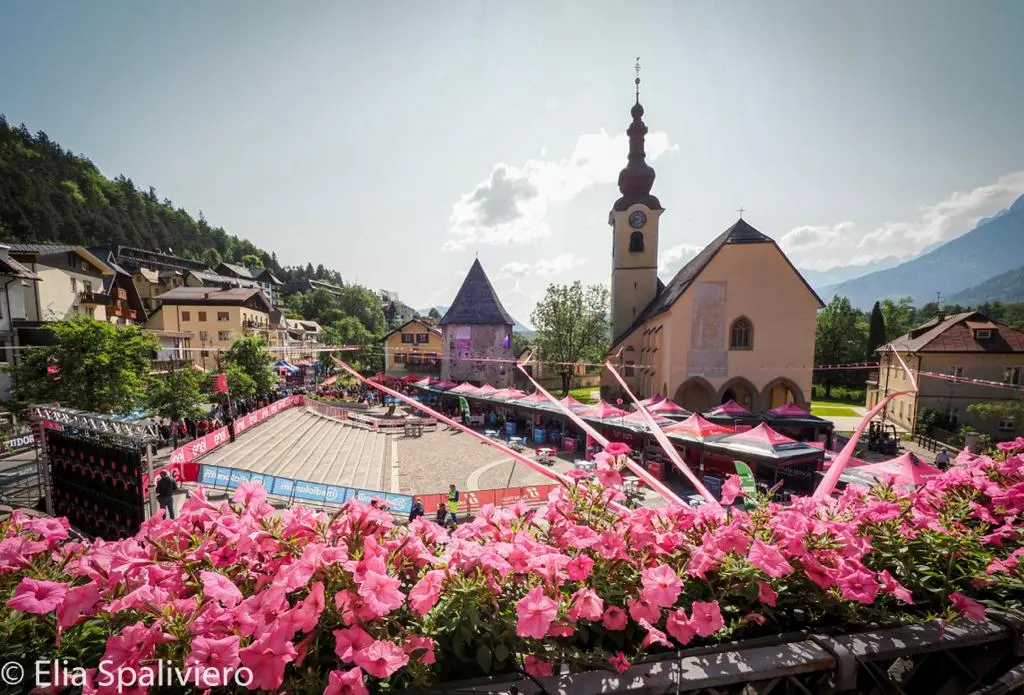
[737,206,747,218]
[634,57,641,101]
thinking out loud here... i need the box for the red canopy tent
[400,374,425,384]
[838,452,942,488]
[646,398,690,417]
[434,380,458,390]
[715,423,802,457]
[448,382,480,394]
[664,414,736,442]
[706,400,751,417]
[579,400,629,420]
[767,402,810,417]
[639,393,665,407]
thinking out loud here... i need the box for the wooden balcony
[78,291,114,306]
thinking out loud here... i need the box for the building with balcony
[145,287,272,370]
[145,329,194,374]
[385,318,443,378]
[215,263,283,305]
[7,244,116,325]
[0,245,39,399]
[868,311,1024,439]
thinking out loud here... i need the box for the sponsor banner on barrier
[198,463,413,515]
[417,484,559,516]
[1,432,38,455]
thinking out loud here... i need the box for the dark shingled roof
[879,311,1024,353]
[440,259,514,326]
[611,218,824,347]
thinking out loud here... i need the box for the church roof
[611,218,824,347]
[440,259,514,327]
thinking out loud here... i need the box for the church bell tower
[610,59,664,343]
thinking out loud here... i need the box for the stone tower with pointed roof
[440,259,515,387]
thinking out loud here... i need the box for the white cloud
[781,171,1024,270]
[444,130,678,251]
[658,243,702,274]
[495,254,587,279]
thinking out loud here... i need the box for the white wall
[35,267,107,322]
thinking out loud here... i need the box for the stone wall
[441,323,513,388]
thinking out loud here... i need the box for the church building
[440,259,515,388]
[602,74,823,412]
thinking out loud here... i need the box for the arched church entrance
[717,378,759,412]
[761,378,805,410]
[674,378,715,412]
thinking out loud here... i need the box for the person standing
[156,471,177,520]
[447,484,460,525]
[936,448,951,470]
[408,498,425,523]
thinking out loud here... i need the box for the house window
[951,366,964,380]
[217,312,229,321]
[67,253,75,268]
[394,353,406,364]
[629,231,644,253]
[198,311,207,322]
[998,417,1016,432]
[974,329,992,340]
[730,317,753,350]
[416,333,429,344]
[199,331,209,342]
[401,333,414,344]
[70,277,77,293]
[83,281,92,294]
[181,311,191,321]
[218,331,231,341]
[1004,367,1021,385]
[201,350,209,357]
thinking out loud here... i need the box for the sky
[2,0,1023,326]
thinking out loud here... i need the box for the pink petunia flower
[185,635,240,686]
[353,639,409,679]
[756,581,778,607]
[408,570,445,616]
[357,570,405,619]
[524,655,554,678]
[836,567,880,605]
[323,667,369,695]
[602,605,628,631]
[689,600,724,637]
[565,554,594,581]
[720,474,743,506]
[567,587,604,622]
[627,596,661,623]
[641,563,682,609]
[516,586,559,639]
[334,626,374,663]
[878,570,914,605]
[949,592,987,621]
[7,578,67,615]
[57,583,101,629]
[748,539,793,578]
[403,635,436,665]
[666,608,695,645]
[604,442,632,458]
[639,619,672,648]
[200,570,243,608]
[238,630,297,691]
[609,652,631,673]
[292,581,326,633]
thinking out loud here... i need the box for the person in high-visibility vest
[447,484,460,525]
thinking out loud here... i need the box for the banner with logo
[198,463,413,515]
[458,397,470,415]
[733,460,758,509]
[417,484,559,516]
[0,431,38,455]
[212,373,229,394]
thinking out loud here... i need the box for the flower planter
[407,615,1024,694]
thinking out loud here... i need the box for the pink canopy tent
[579,400,629,420]
[664,414,736,442]
[838,452,942,488]
[558,395,588,411]
[767,402,811,417]
[448,382,480,395]
[638,393,665,407]
[646,398,690,416]
[475,384,498,396]
[434,380,458,390]
[489,388,526,401]
[620,410,672,428]
[715,423,809,458]
[706,400,751,417]
[413,378,431,389]
[513,392,550,405]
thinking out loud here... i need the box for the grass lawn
[567,387,601,404]
[811,401,860,417]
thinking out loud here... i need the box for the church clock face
[629,210,647,229]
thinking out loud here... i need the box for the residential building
[282,278,345,298]
[8,244,117,325]
[215,263,284,305]
[440,261,514,387]
[268,310,324,360]
[186,269,260,292]
[384,318,443,378]
[145,329,194,374]
[0,245,38,399]
[868,312,1024,438]
[600,85,822,410]
[89,249,151,325]
[145,287,272,370]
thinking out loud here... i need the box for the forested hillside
[0,115,344,287]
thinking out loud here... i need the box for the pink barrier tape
[603,360,721,509]
[328,358,631,512]
[814,345,919,500]
[515,361,686,507]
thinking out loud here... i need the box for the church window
[629,231,644,253]
[729,317,753,350]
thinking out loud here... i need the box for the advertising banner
[0,431,38,455]
[417,483,559,516]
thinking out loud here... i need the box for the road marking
[466,457,516,492]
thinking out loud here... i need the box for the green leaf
[493,643,509,664]
[476,644,493,673]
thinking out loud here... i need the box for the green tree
[427,307,442,322]
[221,336,276,396]
[967,398,1024,438]
[12,316,157,412]
[867,301,887,356]
[147,367,204,446]
[225,363,257,399]
[879,297,916,340]
[511,331,531,358]
[814,296,866,398]
[200,247,223,268]
[241,254,264,269]
[530,282,609,395]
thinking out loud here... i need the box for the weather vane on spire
[634,57,641,101]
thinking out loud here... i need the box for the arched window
[730,317,753,350]
[629,231,644,252]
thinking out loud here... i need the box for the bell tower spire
[609,58,664,344]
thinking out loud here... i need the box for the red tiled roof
[880,311,1024,353]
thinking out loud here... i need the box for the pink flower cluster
[1,441,1023,692]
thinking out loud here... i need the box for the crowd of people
[153,391,292,450]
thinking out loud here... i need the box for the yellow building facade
[383,319,443,377]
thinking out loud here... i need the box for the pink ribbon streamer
[603,360,722,509]
[515,360,686,507]
[813,347,919,499]
[332,357,627,513]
